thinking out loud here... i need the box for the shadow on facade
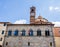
[0,45,2,47]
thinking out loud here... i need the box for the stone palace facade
[0,6,55,47]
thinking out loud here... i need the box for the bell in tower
[30,6,36,24]
[30,6,36,16]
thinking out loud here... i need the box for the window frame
[2,30,4,34]
[14,30,18,36]
[29,29,33,36]
[45,30,50,36]
[37,29,41,36]
[21,29,26,36]
[8,30,12,36]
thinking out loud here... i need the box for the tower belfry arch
[30,6,36,24]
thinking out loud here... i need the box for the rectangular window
[48,31,50,36]
[28,42,30,46]
[45,31,50,36]
[45,31,47,36]
[2,30,4,34]
[37,31,41,36]
[8,31,12,36]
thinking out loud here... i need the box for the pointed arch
[21,29,26,36]
[14,30,19,36]
[45,30,50,36]
[37,29,41,36]
[28,29,33,36]
[8,30,12,36]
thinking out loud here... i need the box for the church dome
[38,16,43,19]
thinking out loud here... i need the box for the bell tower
[30,6,36,24]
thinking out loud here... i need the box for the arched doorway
[0,45,2,47]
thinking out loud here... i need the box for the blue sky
[0,0,60,24]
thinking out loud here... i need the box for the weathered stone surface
[3,25,55,47]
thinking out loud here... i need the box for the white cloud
[49,6,53,11]
[55,7,59,10]
[14,19,26,24]
[52,22,60,27]
[49,6,60,11]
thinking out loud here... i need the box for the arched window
[28,29,33,36]
[45,30,50,36]
[14,30,18,36]
[21,29,26,36]
[37,29,41,36]
[8,30,12,36]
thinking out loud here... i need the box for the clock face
[31,13,34,16]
